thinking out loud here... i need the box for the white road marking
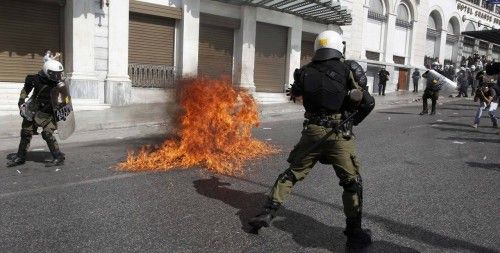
[32,148,45,151]
[452,141,465,144]
[263,128,272,130]
[265,138,272,141]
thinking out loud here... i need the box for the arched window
[447,22,455,34]
[369,0,384,14]
[397,4,410,21]
[465,22,476,31]
[428,16,437,30]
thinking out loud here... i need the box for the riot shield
[51,81,75,140]
[426,69,457,93]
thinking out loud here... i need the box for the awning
[461,29,500,45]
[214,0,352,26]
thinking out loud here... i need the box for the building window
[393,56,405,65]
[366,51,380,61]
[481,1,495,11]
[369,0,384,14]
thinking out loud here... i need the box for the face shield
[47,70,64,82]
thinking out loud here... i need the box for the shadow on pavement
[430,122,473,128]
[376,111,418,115]
[223,175,499,253]
[193,177,419,253]
[439,107,475,111]
[465,162,500,171]
[6,151,52,164]
[439,137,500,144]
[431,126,498,135]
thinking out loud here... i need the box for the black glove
[286,84,296,102]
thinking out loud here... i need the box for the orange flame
[118,77,278,174]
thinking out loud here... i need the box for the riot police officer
[249,30,373,250]
[7,60,66,167]
[420,65,444,115]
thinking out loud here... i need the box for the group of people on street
[5,29,498,252]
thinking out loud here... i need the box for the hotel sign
[457,2,500,25]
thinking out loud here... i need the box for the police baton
[293,111,358,164]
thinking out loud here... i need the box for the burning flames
[118,77,277,174]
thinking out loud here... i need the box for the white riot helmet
[470,65,476,71]
[42,60,64,82]
[312,30,344,61]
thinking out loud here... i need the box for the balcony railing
[128,64,176,88]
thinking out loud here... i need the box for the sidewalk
[0,91,456,139]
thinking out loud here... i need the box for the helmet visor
[47,70,63,82]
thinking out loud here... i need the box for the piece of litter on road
[452,141,465,144]
[263,128,272,130]
[387,117,391,120]
[16,170,21,174]
[431,124,439,127]
[438,113,442,115]
[265,138,272,141]
[483,156,487,160]
[436,119,443,122]
[55,168,61,172]
[453,113,458,115]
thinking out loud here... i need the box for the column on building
[179,0,200,77]
[438,29,447,65]
[106,0,131,105]
[65,0,98,99]
[409,20,418,66]
[286,18,302,86]
[234,6,256,91]
[383,13,396,63]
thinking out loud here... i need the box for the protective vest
[299,60,349,114]
[344,60,367,90]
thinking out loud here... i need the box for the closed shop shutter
[301,32,316,67]
[198,24,234,79]
[0,0,63,82]
[129,12,175,66]
[254,23,288,93]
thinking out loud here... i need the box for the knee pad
[278,170,298,184]
[342,175,363,194]
[42,131,55,142]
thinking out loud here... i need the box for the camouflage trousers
[270,117,363,218]
[18,111,59,158]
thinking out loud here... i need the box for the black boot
[43,131,65,167]
[419,110,428,115]
[344,216,372,250]
[430,111,436,115]
[7,156,26,167]
[7,130,32,167]
[45,152,65,167]
[248,199,281,233]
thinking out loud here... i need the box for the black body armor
[292,59,349,114]
[23,73,58,114]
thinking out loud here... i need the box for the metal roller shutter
[198,24,234,79]
[129,12,175,66]
[0,0,62,82]
[301,32,316,66]
[254,23,288,93]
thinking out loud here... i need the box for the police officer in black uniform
[7,60,66,167]
[249,30,374,250]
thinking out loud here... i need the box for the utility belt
[303,113,354,139]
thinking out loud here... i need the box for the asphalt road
[1,99,499,253]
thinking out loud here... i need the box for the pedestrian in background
[378,67,389,96]
[412,69,420,92]
[456,67,468,97]
[472,80,498,129]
